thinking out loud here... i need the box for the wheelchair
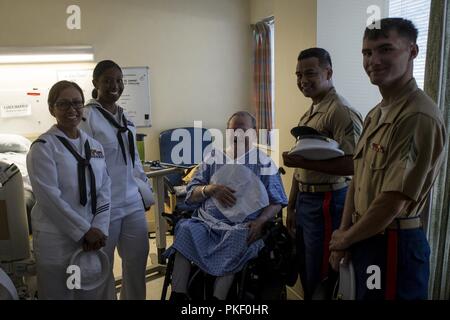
[160,210,297,301]
[159,127,210,215]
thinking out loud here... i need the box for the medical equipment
[0,163,36,299]
[0,163,30,261]
[0,267,18,300]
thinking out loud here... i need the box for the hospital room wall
[0,0,253,161]
[250,0,274,23]
[251,0,317,299]
[250,0,317,196]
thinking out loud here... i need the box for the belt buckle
[300,183,311,192]
[310,185,317,193]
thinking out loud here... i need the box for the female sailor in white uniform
[79,60,152,300]
[27,81,111,299]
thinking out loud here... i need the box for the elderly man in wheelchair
[164,111,289,301]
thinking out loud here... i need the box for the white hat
[0,268,18,300]
[336,259,356,300]
[135,178,155,210]
[69,249,110,291]
[289,126,344,160]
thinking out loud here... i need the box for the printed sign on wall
[0,103,32,118]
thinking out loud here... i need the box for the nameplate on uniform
[91,149,105,159]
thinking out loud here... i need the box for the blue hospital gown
[169,148,288,276]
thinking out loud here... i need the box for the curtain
[252,18,273,140]
[424,0,450,300]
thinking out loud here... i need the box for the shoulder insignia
[30,139,46,147]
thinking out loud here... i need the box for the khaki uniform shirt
[353,79,446,219]
[294,88,363,184]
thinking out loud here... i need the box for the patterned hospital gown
[169,148,288,276]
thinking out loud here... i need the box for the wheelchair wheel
[236,262,288,300]
[187,268,217,300]
[259,277,287,300]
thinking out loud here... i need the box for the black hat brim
[290,126,322,139]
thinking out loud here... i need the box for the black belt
[56,135,97,215]
[96,106,135,167]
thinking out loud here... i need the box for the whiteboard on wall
[0,65,151,136]
[57,67,152,127]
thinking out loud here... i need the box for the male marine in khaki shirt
[329,18,446,300]
[283,48,362,299]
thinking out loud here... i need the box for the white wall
[250,0,274,23]
[274,0,317,188]
[0,0,252,161]
[317,0,389,117]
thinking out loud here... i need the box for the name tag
[91,149,105,158]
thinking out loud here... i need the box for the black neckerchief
[56,135,97,215]
[95,106,135,167]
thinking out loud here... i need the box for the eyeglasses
[54,100,84,111]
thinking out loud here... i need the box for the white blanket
[210,164,269,223]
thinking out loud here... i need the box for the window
[269,20,275,130]
[389,0,432,89]
[252,17,274,137]
[317,0,432,117]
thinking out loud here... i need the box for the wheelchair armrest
[173,185,187,197]
[161,212,175,225]
[162,210,194,228]
[163,176,176,194]
[163,177,188,196]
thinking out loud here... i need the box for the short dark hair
[364,18,418,43]
[297,48,332,68]
[227,111,257,129]
[92,60,122,98]
[48,80,84,108]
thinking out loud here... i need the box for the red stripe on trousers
[321,192,333,279]
[385,229,398,300]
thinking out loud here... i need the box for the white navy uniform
[79,99,151,300]
[27,125,111,300]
